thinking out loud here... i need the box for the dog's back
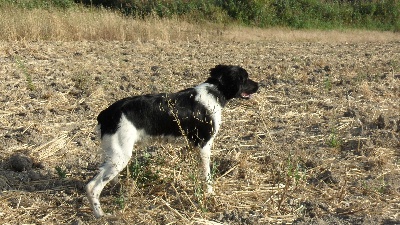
[96,88,216,146]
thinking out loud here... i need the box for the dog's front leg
[200,139,214,194]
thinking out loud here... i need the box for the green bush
[215,0,276,26]
[1,0,75,9]
[118,0,400,31]
[1,0,399,31]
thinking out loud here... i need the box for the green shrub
[1,0,75,9]
[1,0,399,31]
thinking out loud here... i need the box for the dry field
[0,15,400,224]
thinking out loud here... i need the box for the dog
[86,64,259,218]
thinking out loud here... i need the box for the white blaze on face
[194,83,222,134]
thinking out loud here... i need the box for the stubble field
[0,28,399,224]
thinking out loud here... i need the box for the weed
[360,178,388,196]
[210,161,220,181]
[129,153,160,188]
[388,60,400,74]
[286,155,306,185]
[376,175,389,195]
[72,71,92,93]
[327,130,341,148]
[115,191,125,210]
[189,172,208,212]
[55,166,67,179]
[15,57,35,91]
[324,76,332,91]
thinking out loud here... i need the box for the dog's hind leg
[86,115,137,218]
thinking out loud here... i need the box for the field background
[0,1,400,224]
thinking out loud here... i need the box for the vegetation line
[1,0,399,33]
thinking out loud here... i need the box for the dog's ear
[210,65,247,83]
[210,65,229,80]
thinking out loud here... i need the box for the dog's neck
[198,81,228,107]
[204,77,220,86]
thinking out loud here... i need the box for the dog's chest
[194,84,223,134]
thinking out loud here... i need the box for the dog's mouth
[239,80,259,99]
[240,92,252,99]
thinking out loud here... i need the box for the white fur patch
[194,83,222,134]
[101,114,138,168]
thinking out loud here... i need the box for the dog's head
[208,65,258,100]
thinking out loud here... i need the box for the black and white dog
[86,65,258,218]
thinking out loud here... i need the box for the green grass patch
[129,153,161,188]
[15,57,35,91]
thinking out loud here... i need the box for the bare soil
[0,38,399,224]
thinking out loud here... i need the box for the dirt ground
[0,37,399,224]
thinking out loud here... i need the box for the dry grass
[224,27,400,43]
[0,6,207,42]
[1,7,400,43]
[0,6,399,225]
